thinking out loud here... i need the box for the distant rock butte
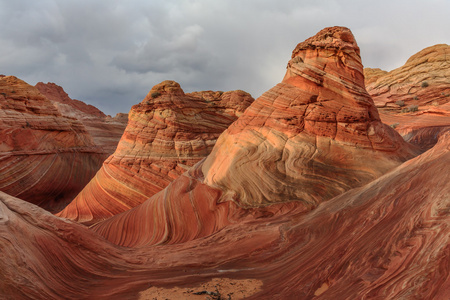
[0,76,105,212]
[35,82,106,117]
[57,81,254,224]
[91,27,418,247]
[35,82,128,155]
[365,44,450,108]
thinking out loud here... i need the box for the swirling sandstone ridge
[0,112,448,299]
[57,81,254,224]
[364,45,450,150]
[0,75,105,212]
[91,26,418,247]
[35,82,128,154]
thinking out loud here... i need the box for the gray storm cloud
[0,0,449,115]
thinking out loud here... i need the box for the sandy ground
[139,278,263,299]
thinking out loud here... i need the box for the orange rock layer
[91,27,418,248]
[57,81,254,224]
[0,76,105,212]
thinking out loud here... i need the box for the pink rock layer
[35,82,128,155]
[90,27,418,248]
[365,44,450,109]
[0,76,106,212]
[57,81,254,224]
[0,129,448,299]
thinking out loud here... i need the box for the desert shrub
[395,100,405,107]
[413,96,419,100]
[151,91,161,98]
[390,123,400,129]
[409,104,419,112]
[401,104,418,113]
[421,81,429,88]
[432,101,439,106]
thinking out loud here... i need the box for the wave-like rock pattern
[0,131,448,299]
[365,44,450,108]
[58,81,254,224]
[90,27,418,248]
[0,75,105,212]
[35,82,128,155]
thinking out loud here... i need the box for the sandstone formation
[365,44,450,109]
[1,27,447,299]
[57,81,254,224]
[91,26,418,247]
[35,82,128,154]
[0,124,448,300]
[0,76,105,212]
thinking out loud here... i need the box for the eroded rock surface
[0,76,105,212]
[57,81,254,224]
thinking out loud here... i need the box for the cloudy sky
[0,0,448,115]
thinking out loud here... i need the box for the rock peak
[145,80,185,100]
[285,26,364,89]
[292,26,359,57]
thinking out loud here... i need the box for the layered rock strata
[365,44,450,108]
[57,81,254,224]
[0,76,105,212]
[35,82,128,154]
[91,27,418,247]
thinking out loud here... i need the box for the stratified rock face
[365,44,450,108]
[91,27,418,248]
[35,82,128,154]
[0,76,105,212]
[0,130,448,299]
[57,81,254,224]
